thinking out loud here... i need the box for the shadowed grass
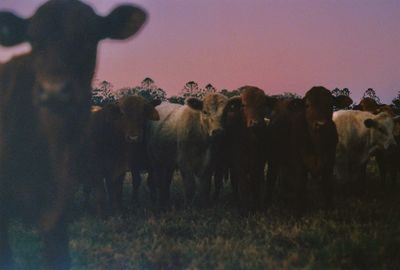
[8,161,400,269]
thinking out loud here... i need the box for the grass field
[9,161,400,270]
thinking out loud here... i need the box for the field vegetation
[9,161,400,269]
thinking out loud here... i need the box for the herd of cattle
[0,0,399,269]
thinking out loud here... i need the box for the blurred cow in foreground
[147,93,228,207]
[88,96,160,216]
[334,110,397,194]
[266,86,352,210]
[0,0,146,268]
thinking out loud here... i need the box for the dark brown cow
[353,97,380,113]
[0,1,146,269]
[88,96,160,216]
[266,86,352,210]
[218,86,276,211]
[213,96,243,201]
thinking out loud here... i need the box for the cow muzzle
[36,81,73,107]
[125,134,141,143]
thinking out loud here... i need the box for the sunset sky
[1,0,399,103]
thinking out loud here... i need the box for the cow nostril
[249,119,259,127]
[211,129,223,137]
[126,135,140,143]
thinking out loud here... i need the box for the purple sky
[1,0,400,103]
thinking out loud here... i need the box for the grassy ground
[9,161,400,270]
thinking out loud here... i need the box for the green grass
[8,162,400,269]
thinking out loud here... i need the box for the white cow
[333,110,396,187]
[147,93,228,207]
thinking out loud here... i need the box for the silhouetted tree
[272,92,302,100]
[181,81,206,98]
[391,91,400,114]
[116,77,166,101]
[363,88,380,104]
[168,95,185,105]
[219,88,240,98]
[204,83,216,93]
[332,87,351,97]
[92,80,116,106]
[115,87,137,98]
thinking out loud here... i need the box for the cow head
[221,96,244,129]
[240,86,277,129]
[186,93,228,139]
[303,86,352,132]
[353,97,379,113]
[0,0,147,111]
[364,112,396,150]
[104,96,160,143]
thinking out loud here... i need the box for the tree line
[92,78,400,112]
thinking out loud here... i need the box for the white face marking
[40,80,66,93]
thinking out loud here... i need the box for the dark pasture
[7,160,400,270]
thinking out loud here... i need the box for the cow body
[147,94,228,207]
[354,99,400,186]
[88,96,160,216]
[266,87,352,210]
[0,1,146,268]
[333,110,396,191]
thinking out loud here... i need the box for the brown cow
[353,97,380,112]
[213,96,243,202]
[218,86,276,211]
[88,96,160,216]
[0,1,146,269]
[266,86,352,210]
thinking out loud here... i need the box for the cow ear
[334,95,353,109]
[0,12,28,47]
[265,96,278,108]
[289,99,305,112]
[99,5,147,40]
[104,104,122,122]
[364,118,377,128]
[147,107,160,121]
[186,98,203,111]
[150,99,162,107]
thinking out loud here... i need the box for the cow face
[240,86,277,129]
[354,97,379,113]
[111,96,160,143]
[0,0,147,111]
[303,86,352,132]
[222,97,244,129]
[364,112,396,150]
[186,93,228,138]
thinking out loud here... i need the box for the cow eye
[202,110,208,115]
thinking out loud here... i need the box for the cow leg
[265,160,278,206]
[180,168,196,207]
[213,168,224,202]
[131,169,142,205]
[376,154,387,186]
[110,174,125,215]
[94,177,107,218]
[357,162,368,196]
[248,165,263,211]
[41,217,70,270]
[199,174,212,208]
[0,215,13,270]
[146,171,157,203]
[321,165,334,209]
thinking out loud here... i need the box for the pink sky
[1,0,400,103]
